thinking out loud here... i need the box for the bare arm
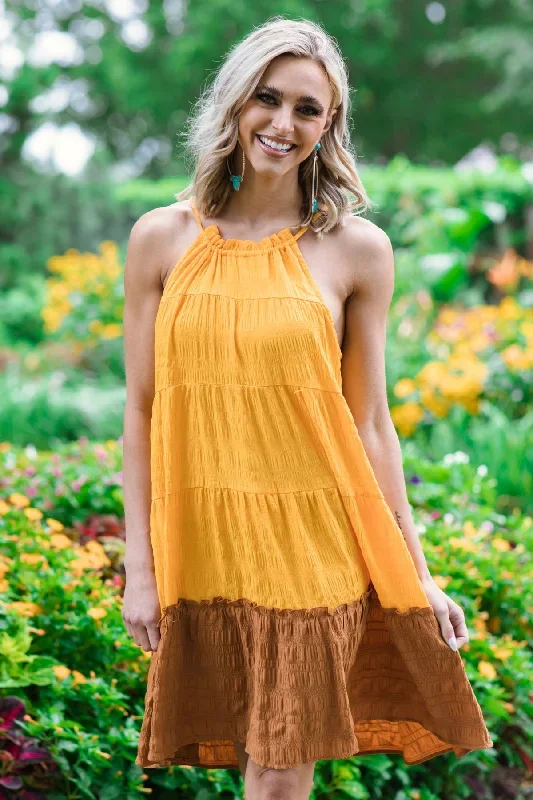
[340,220,468,650]
[121,207,174,651]
[341,223,432,582]
[122,213,162,573]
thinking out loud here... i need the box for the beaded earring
[227,148,245,190]
[311,141,321,213]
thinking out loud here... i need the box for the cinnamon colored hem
[136,586,493,770]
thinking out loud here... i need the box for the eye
[255,92,321,117]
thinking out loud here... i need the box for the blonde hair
[175,16,373,237]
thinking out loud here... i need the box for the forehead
[259,55,333,105]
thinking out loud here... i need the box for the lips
[255,134,296,155]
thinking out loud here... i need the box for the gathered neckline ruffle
[201,223,300,252]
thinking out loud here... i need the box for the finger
[122,617,134,640]
[449,604,469,647]
[433,606,458,651]
[147,625,161,652]
[132,623,152,652]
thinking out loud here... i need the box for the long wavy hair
[175,16,373,237]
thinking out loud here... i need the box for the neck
[224,164,304,228]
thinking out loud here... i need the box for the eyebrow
[255,83,325,112]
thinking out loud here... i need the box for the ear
[322,108,337,135]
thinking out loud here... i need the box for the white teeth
[258,135,293,152]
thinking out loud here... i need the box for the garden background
[0,1,532,799]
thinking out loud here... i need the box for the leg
[234,740,250,781]
[244,753,316,800]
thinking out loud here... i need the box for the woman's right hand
[122,567,162,652]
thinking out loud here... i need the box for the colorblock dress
[135,198,493,770]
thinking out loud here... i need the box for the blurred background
[0,2,532,799]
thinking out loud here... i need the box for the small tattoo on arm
[394,511,404,534]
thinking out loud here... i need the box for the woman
[121,16,492,800]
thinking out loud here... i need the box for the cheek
[239,105,266,132]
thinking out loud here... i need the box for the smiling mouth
[255,134,297,154]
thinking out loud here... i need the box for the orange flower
[9,493,30,508]
[478,661,497,679]
[492,537,511,552]
[8,601,43,617]
[50,533,73,550]
[487,248,520,291]
[88,607,107,620]
[46,518,64,531]
[53,665,71,680]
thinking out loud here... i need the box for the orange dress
[136,198,493,770]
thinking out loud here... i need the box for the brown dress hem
[136,585,493,770]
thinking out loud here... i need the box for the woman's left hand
[420,575,469,651]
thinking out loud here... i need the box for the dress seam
[150,485,383,503]
[159,289,331,307]
[153,381,342,396]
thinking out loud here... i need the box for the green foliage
[0,370,125,448]
[3,1,533,173]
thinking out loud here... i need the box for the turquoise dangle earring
[311,141,321,213]
[227,148,245,190]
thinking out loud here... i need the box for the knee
[249,762,299,800]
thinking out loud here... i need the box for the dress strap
[292,210,323,241]
[190,199,205,232]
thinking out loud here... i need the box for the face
[237,54,337,175]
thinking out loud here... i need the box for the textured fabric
[136,199,493,770]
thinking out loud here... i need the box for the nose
[271,104,294,135]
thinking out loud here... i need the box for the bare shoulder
[125,200,195,288]
[333,213,394,294]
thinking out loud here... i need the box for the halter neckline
[190,199,321,252]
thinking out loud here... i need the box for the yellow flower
[85,541,106,556]
[433,575,451,589]
[0,579,9,592]
[50,533,72,549]
[420,388,449,418]
[96,750,111,759]
[478,661,497,680]
[101,323,123,339]
[393,378,417,399]
[88,607,107,619]
[24,507,43,522]
[501,344,532,371]
[88,320,104,333]
[448,537,478,553]
[71,670,87,685]
[499,296,522,320]
[46,518,64,531]
[502,701,515,713]
[0,500,11,515]
[390,401,424,437]
[53,665,71,680]
[9,493,30,508]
